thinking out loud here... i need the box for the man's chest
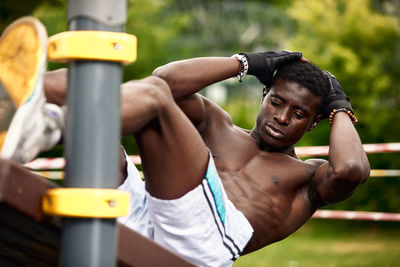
[203,125,316,196]
[212,146,312,191]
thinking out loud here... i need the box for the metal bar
[61,0,126,266]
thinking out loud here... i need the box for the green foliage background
[1,0,399,212]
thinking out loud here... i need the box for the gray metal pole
[61,1,126,266]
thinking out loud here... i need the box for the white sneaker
[0,17,64,163]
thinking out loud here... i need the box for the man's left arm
[312,73,370,205]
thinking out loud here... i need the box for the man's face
[254,78,322,150]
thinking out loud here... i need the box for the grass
[234,219,400,267]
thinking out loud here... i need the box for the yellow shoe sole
[0,17,48,151]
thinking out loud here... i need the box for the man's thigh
[131,79,209,200]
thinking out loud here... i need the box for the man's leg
[120,77,255,266]
[43,68,68,106]
[120,76,209,199]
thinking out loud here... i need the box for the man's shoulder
[201,96,234,125]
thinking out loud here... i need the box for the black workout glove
[323,71,357,124]
[323,70,353,115]
[240,51,302,87]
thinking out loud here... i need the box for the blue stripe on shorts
[205,159,226,225]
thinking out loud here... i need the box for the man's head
[253,61,328,151]
[273,61,328,115]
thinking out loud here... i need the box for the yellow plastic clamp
[48,31,137,64]
[42,188,130,218]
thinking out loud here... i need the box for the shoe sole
[0,17,48,159]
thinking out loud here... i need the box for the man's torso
[200,97,322,253]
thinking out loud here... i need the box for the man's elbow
[356,155,371,185]
[361,162,371,184]
[152,64,178,86]
[331,159,370,187]
[152,66,163,77]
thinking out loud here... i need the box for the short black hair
[273,61,328,115]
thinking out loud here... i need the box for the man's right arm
[152,57,240,100]
[152,57,241,131]
[152,52,302,127]
[152,51,303,100]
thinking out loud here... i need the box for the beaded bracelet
[231,54,248,82]
[329,108,358,126]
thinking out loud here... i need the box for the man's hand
[240,51,302,87]
[322,71,354,118]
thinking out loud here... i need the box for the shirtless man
[40,52,370,266]
[112,51,369,266]
[0,17,369,266]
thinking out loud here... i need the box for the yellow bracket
[42,188,130,218]
[48,31,137,64]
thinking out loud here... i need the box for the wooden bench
[0,159,195,267]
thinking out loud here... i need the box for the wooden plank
[0,204,60,248]
[118,224,196,267]
[0,160,60,266]
[0,205,59,266]
[0,233,55,267]
[0,159,196,266]
[0,159,57,221]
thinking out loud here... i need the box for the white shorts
[118,151,254,267]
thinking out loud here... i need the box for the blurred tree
[123,0,191,80]
[0,0,64,31]
[286,0,400,152]
[33,2,68,71]
[163,0,296,129]
[371,0,400,16]
[169,0,294,57]
[122,0,296,80]
[286,0,400,212]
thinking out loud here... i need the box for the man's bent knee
[122,76,175,118]
[142,76,170,91]
[139,76,174,111]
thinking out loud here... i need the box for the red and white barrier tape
[296,142,400,157]
[32,171,65,179]
[370,169,400,177]
[25,157,65,170]
[24,155,141,170]
[312,210,400,222]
